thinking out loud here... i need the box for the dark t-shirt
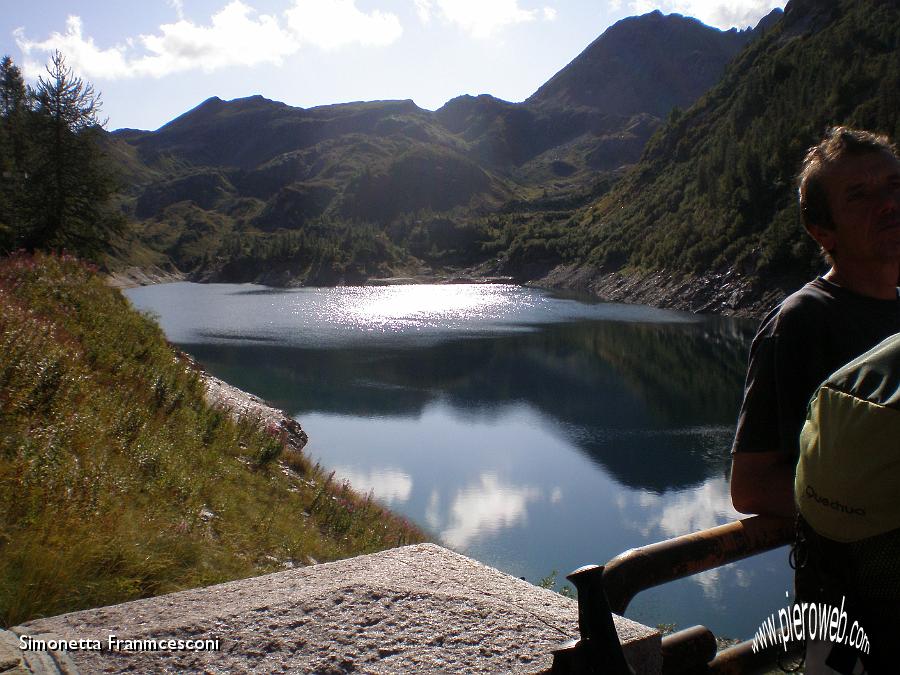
[732,277,900,458]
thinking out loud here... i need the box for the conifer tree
[0,56,28,250]
[0,51,125,257]
[25,50,123,256]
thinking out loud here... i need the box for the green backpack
[796,333,900,542]
[794,332,900,673]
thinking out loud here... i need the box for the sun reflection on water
[327,284,522,331]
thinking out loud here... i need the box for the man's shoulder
[781,277,838,312]
[759,279,835,337]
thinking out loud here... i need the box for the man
[730,126,900,517]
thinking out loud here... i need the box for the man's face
[814,150,900,265]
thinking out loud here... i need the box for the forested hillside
[532,0,898,313]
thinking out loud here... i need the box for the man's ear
[805,223,837,255]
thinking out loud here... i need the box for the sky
[2,0,786,132]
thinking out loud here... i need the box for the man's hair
[798,126,898,232]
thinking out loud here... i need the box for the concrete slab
[15,544,660,674]
[0,629,78,675]
[0,631,30,674]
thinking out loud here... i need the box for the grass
[537,569,575,599]
[0,252,424,627]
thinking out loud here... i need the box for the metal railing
[552,515,800,674]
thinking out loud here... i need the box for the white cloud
[440,473,542,549]
[285,0,402,50]
[332,466,413,505]
[167,0,185,20]
[417,0,554,38]
[616,477,750,599]
[414,0,434,23]
[625,0,786,30]
[14,16,133,80]
[136,1,298,77]
[624,476,742,539]
[14,0,402,81]
[425,488,442,530]
[414,0,431,21]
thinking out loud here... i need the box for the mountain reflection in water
[126,282,790,639]
[181,318,750,493]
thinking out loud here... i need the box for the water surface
[126,282,791,638]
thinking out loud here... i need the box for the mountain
[110,11,761,285]
[521,0,898,316]
[528,10,752,117]
[121,96,506,220]
[434,11,756,184]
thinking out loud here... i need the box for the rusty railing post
[551,564,635,675]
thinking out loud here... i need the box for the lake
[125,281,792,639]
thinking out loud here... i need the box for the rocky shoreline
[107,265,185,289]
[174,349,309,455]
[530,262,805,319]
[202,370,309,454]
